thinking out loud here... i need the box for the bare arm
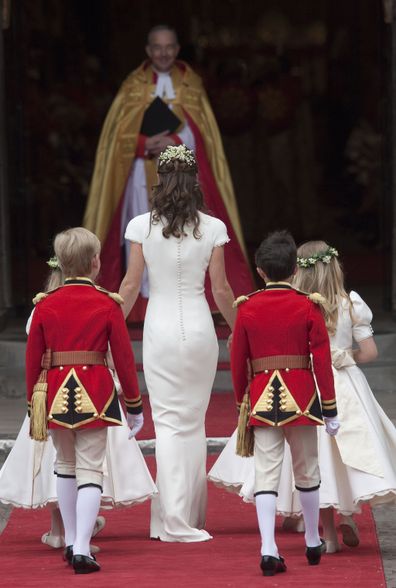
[208,246,236,329]
[353,336,378,364]
[119,243,145,318]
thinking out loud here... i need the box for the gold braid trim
[233,295,249,308]
[125,396,142,407]
[233,289,264,308]
[236,392,254,457]
[94,285,124,305]
[30,380,48,441]
[32,292,47,305]
[308,292,327,305]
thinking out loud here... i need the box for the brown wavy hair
[150,157,204,239]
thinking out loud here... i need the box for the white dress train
[0,409,157,509]
[208,291,396,515]
[125,211,229,542]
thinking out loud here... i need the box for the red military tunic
[26,277,142,430]
[231,282,337,427]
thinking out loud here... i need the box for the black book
[140,96,181,137]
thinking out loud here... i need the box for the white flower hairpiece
[297,246,338,268]
[47,256,60,270]
[158,144,196,167]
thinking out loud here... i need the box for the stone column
[383,0,396,315]
[0,0,11,329]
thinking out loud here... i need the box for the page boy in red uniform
[26,227,143,574]
[232,230,339,576]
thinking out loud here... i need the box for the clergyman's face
[146,30,180,73]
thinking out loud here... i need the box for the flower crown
[297,246,339,268]
[158,144,196,168]
[47,256,60,270]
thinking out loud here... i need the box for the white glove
[324,416,340,436]
[127,413,144,439]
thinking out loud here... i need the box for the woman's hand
[119,242,145,318]
[209,247,236,330]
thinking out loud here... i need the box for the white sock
[56,477,77,547]
[255,493,279,558]
[299,489,321,548]
[73,486,102,557]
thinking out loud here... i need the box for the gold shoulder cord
[94,285,124,305]
[232,289,264,308]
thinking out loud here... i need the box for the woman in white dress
[0,266,157,548]
[208,241,396,552]
[120,144,236,542]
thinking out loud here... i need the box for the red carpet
[0,456,386,588]
[138,392,237,440]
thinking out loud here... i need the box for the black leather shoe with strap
[63,545,73,565]
[72,554,101,574]
[306,539,326,565]
[260,555,287,576]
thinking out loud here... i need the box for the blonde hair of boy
[293,240,350,335]
[53,227,101,279]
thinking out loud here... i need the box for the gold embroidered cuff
[125,395,143,415]
[322,398,337,406]
[125,396,142,408]
[322,402,337,409]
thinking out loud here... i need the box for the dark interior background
[3,0,387,310]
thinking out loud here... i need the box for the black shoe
[63,545,73,565]
[306,539,326,565]
[72,554,101,574]
[260,555,287,576]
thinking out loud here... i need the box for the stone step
[0,339,230,369]
[2,362,396,396]
[1,332,395,365]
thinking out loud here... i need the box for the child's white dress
[208,291,396,515]
[0,311,157,509]
[0,411,157,509]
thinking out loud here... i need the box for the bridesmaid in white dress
[120,145,236,542]
[208,241,396,552]
[0,410,157,510]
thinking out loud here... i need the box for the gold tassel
[236,392,255,457]
[30,383,48,441]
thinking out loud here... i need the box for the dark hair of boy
[255,230,297,282]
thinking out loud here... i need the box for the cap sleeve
[125,214,147,244]
[212,218,230,248]
[350,290,374,342]
[26,308,35,335]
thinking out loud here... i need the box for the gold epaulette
[32,292,47,305]
[232,289,263,308]
[32,286,60,305]
[94,285,124,305]
[308,292,327,305]
[294,287,327,306]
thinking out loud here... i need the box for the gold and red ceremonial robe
[84,60,254,320]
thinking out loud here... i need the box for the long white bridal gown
[125,211,229,542]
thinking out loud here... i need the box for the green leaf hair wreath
[297,247,338,268]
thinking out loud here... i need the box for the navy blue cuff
[127,406,143,415]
